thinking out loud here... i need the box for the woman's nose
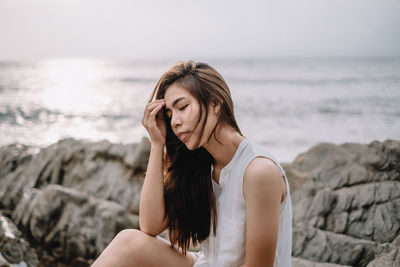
[171,114,182,129]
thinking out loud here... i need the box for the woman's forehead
[165,83,189,97]
[164,84,192,104]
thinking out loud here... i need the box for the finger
[147,99,165,107]
[150,103,165,118]
[145,100,165,114]
[145,106,164,128]
[144,101,164,117]
[151,98,165,103]
[144,103,164,124]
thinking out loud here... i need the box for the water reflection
[37,58,111,114]
[0,57,399,162]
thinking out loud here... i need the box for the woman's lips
[178,131,191,142]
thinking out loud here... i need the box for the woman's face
[164,83,219,150]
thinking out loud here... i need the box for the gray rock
[2,138,399,266]
[0,211,38,267]
[281,162,310,193]
[293,224,376,266]
[366,235,400,267]
[12,184,139,266]
[287,139,400,266]
[0,137,149,215]
[0,138,148,266]
[292,257,352,267]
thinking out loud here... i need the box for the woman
[92,60,292,267]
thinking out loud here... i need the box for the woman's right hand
[142,99,167,147]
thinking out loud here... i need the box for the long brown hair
[148,60,242,254]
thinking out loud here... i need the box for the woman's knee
[94,229,192,267]
[93,229,151,266]
[114,229,141,243]
[113,229,154,253]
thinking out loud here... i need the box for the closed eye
[179,104,188,111]
[166,104,188,119]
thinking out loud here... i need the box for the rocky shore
[0,138,399,266]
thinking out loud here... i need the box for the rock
[12,184,139,266]
[0,138,148,266]
[1,138,399,266]
[281,162,310,192]
[292,257,352,267]
[288,139,400,266]
[0,137,149,215]
[293,224,376,266]
[0,211,39,267]
[366,235,400,267]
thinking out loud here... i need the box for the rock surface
[13,185,139,266]
[0,138,148,266]
[0,137,149,214]
[284,139,400,267]
[365,235,400,267]
[0,211,38,266]
[292,257,352,267]
[0,137,399,266]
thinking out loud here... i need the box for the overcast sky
[1,0,400,61]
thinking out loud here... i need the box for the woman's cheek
[187,107,194,122]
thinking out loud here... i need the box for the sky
[1,0,400,61]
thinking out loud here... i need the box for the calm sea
[0,57,399,163]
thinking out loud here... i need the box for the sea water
[0,57,399,162]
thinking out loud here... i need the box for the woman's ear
[212,99,222,115]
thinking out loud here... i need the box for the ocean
[0,57,399,163]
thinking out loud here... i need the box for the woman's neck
[202,124,244,170]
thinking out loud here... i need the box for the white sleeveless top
[193,137,292,267]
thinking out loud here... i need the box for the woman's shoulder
[242,155,286,202]
[242,138,285,176]
[244,156,283,187]
[242,140,286,202]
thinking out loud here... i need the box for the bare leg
[91,229,195,267]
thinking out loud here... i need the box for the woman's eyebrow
[165,97,186,111]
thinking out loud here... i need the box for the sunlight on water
[0,57,158,148]
[36,58,111,114]
[0,57,399,162]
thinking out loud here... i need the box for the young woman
[92,61,292,267]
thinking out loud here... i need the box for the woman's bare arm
[139,99,168,236]
[241,157,285,267]
[139,144,168,235]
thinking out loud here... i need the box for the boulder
[286,140,400,266]
[292,257,352,267]
[1,137,399,266]
[365,235,400,267]
[12,184,139,266]
[0,138,148,266]
[0,137,150,214]
[0,211,39,267]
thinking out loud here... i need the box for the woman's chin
[184,143,197,151]
[184,140,202,151]
[183,135,204,151]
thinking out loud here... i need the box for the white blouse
[193,137,292,267]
